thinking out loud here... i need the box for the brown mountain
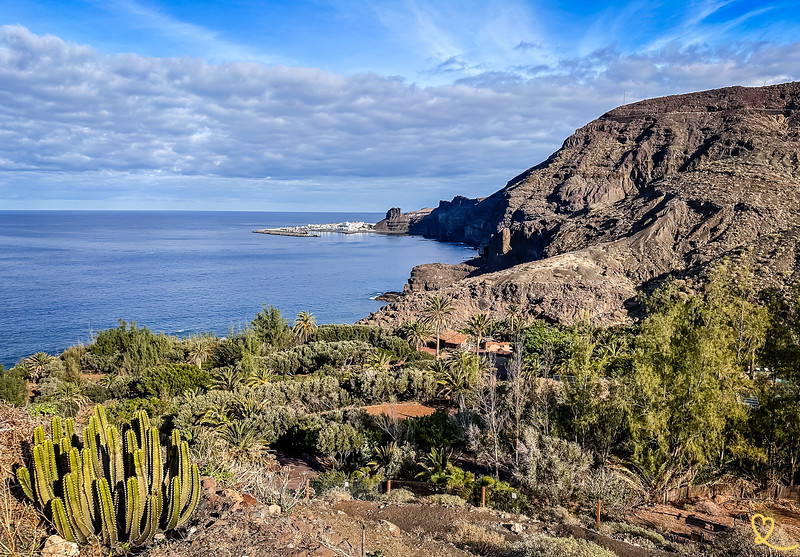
[366,82,800,327]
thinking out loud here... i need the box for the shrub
[427,494,467,507]
[579,467,638,511]
[606,522,667,548]
[0,365,27,406]
[511,534,617,557]
[316,422,364,469]
[410,410,465,451]
[251,305,292,349]
[88,320,179,374]
[385,488,416,503]
[139,362,211,397]
[475,476,529,514]
[311,470,349,494]
[513,427,591,506]
[450,522,508,556]
[59,345,86,381]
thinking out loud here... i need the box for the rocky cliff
[366,82,800,327]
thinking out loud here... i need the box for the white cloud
[1,25,799,210]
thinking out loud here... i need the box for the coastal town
[253,221,376,237]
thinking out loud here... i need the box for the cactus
[16,404,200,549]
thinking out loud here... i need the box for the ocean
[0,211,474,367]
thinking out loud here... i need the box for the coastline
[253,220,375,237]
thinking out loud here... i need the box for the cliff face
[366,82,800,327]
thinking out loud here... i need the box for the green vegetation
[7,259,800,553]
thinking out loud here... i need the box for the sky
[1,0,799,211]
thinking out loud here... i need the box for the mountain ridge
[366,82,800,326]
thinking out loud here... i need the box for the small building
[438,331,470,351]
[484,340,512,357]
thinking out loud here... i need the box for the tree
[465,313,491,355]
[252,305,292,348]
[186,336,217,369]
[436,351,479,407]
[505,303,524,337]
[625,274,751,493]
[422,296,455,356]
[469,372,507,479]
[400,320,433,351]
[24,352,53,382]
[0,364,27,406]
[293,311,318,343]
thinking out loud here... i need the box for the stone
[509,522,525,534]
[380,519,402,537]
[268,504,282,515]
[242,493,260,507]
[41,535,78,557]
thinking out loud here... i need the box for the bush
[513,427,591,506]
[316,422,364,469]
[449,522,508,556]
[349,366,438,402]
[385,488,416,503]
[606,522,667,548]
[0,365,27,406]
[474,476,528,514]
[410,410,465,451]
[579,467,637,511]
[511,534,617,557]
[426,494,467,507]
[251,305,292,349]
[139,362,211,397]
[311,470,349,494]
[88,320,179,374]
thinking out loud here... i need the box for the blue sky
[1,0,799,211]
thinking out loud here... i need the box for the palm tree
[246,366,275,387]
[293,311,317,343]
[367,349,393,372]
[25,352,53,382]
[211,367,242,391]
[400,320,434,351]
[435,351,480,406]
[186,337,216,368]
[415,447,453,481]
[465,313,491,355]
[421,296,455,357]
[53,382,90,417]
[506,304,523,337]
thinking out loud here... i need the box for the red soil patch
[362,402,436,420]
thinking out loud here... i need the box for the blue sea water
[0,211,474,367]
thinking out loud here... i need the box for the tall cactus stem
[16,467,34,502]
[33,445,54,507]
[164,476,182,531]
[95,478,118,547]
[33,426,46,447]
[107,426,124,489]
[63,473,91,542]
[177,463,200,527]
[50,498,77,543]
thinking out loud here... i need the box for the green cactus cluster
[16,405,200,548]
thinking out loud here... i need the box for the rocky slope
[367,82,800,326]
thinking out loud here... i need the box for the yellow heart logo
[751,513,799,551]
[752,513,775,544]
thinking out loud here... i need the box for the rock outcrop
[363,82,800,327]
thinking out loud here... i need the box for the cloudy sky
[1,0,799,211]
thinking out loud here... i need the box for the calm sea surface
[0,211,474,367]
